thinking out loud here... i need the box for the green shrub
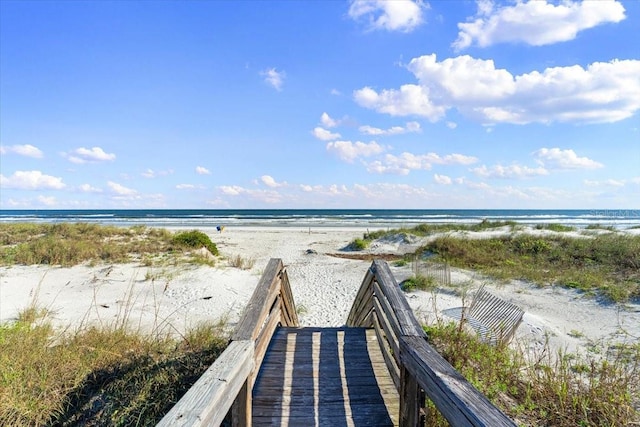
[348,238,369,251]
[171,230,218,256]
[401,274,436,292]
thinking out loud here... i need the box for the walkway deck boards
[252,327,399,427]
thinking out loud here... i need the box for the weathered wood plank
[347,267,375,326]
[157,340,254,427]
[372,311,400,391]
[372,291,401,358]
[400,335,516,427]
[279,268,299,326]
[372,260,424,337]
[232,258,283,341]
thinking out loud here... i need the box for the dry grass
[423,320,640,426]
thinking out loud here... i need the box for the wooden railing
[347,260,516,427]
[158,258,298,427]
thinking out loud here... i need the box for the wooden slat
[279,268,299,326]
[400,335,516,427]
[158,340,254,427]
[233,258,283,341]
[373,281,403,344]
[347,267,375,326]
[372,311,400,391]
[372,260,424,337]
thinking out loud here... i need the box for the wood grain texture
[157,340,254,427]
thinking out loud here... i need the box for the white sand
[1,226,638,359]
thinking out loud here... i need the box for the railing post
[232,378,252,427]
[400,365,422,426]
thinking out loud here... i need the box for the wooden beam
[399,335,516,427]
[157,340,254,427]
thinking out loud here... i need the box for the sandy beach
[1,226,639,359]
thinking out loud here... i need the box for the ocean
[1,209,639,230]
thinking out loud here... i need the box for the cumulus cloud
[261,175,287,188]
[142,168,173,178]
[434,174,452,185]
[196,166,211,175]
[534,148,603,170]
[454,0,626,50]
[0,170,66,190]
[0,144,43,158]
[471,164,549,179]
[312,127,341,141]
[326,140,385,162]
[583,179,625,187]
[354,84,446,121]
[65,146,116,164]
[355,54,640,124]
[261,68,286,91]
[348,0,427,33]
[321,112,339,128]
[78,183,103,193]
[366,151,477,175]
[359,121,421,136]
[107,181,137,196]
[219,185,245,196]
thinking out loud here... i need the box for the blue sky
[1,0,639,209]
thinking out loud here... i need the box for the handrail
[158,258,298,427]
[347,260,516,427]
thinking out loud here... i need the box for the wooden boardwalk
[158,259,517,427]
[252,327,399,426]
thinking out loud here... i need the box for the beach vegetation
[535,223,576,232]
[401,274,437,292]
[228,254,256,270]
[418,233,640,302]
[0,223,219,267]
[586,224,617,231]
[0,307,228,426]
[347,237,370,251]
[423,321,640,426]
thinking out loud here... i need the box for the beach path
[252,326,399,426]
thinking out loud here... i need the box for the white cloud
[0,170,66,190]
[219,185,245,196]
[446,121,457,129]
[471,164,549,179]
[107,181,137,196]
[176,184,205,190]
[261,68,286,91]
[37,195,57,206]
[354,84,447,121]
[141,168,173,178]
[261,175,287,188]
[348,0,427,33]
[434,174,452,185]
[196,166,211,175]
[584,179,625,187]
[326,140,385,162]
[366,151,477,175]
[454,0,626,50]
[312,127,341,141]
[0,144,44,158]
[321,112,339,128]
[534,148,603,170]
[66,146,116,164]
[356,54,640,124]
[78,183,103,193]
[359,121,421,136]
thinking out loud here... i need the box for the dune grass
[0,223,229,425]
[0,308,228,426]
[421,232,640,302]
[0,223,218,267]
[423,320,640,426]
